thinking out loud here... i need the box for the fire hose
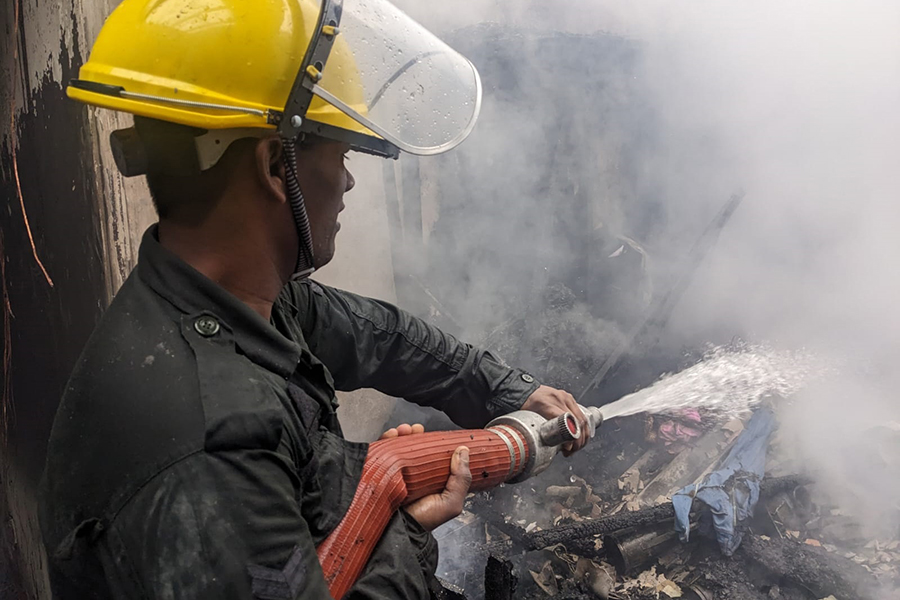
[316,405,605,599]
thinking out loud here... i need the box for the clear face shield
[279,0,482,158]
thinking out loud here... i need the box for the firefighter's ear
[109,128,148,177]
[255,137,287,205]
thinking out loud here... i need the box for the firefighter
[39,0,590,598]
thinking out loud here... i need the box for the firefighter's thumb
[405,447,471,531]
[445,446,472,501]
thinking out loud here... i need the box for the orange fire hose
[316,428,528,599]
[316,407,603,599]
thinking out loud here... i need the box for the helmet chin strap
[282,139,316,280]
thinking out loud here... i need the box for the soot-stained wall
[1,2,123,597]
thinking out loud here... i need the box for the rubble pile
[434,405,900,600]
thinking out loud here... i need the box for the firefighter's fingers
[558,392,589,455]
[380,423,426,440]
[522,386,590,453]
[379,428,398,439]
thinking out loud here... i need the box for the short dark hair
[135,117,325,222]
[134,117,251,223]
[144,164,229,224]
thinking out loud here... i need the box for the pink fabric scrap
[658,408,703,452]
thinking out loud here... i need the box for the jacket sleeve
[286,280,540,429]
[104,444,435,600]
[347,510,440,600]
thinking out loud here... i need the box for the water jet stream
[598,345,823,421]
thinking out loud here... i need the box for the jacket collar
[136,225,303,378]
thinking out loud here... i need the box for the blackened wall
[1,3,110,597]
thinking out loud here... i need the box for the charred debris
[389,232,900,600]
[429,393,897,600]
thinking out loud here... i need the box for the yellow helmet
[68,0,482,170]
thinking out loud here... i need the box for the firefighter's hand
[405,446,471,531]
[380,425,471,530]
[521,385,590,456]
[380,423,425,439]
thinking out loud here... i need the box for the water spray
[596,345,824,422]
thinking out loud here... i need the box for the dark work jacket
[39,226,539,600]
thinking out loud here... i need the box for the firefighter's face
[293,140,356,269]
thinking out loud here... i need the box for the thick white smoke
[383,0,900,594]
[391,0,900,346]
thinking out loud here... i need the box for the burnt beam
[524,474,812,551]
[739,534,880,600]
[484,554,517,600]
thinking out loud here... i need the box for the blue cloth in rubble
[671,407,776,556]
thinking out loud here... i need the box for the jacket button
[194,316,220,337]
[521,373,535,383]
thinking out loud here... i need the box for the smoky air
[369,1,900,597]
